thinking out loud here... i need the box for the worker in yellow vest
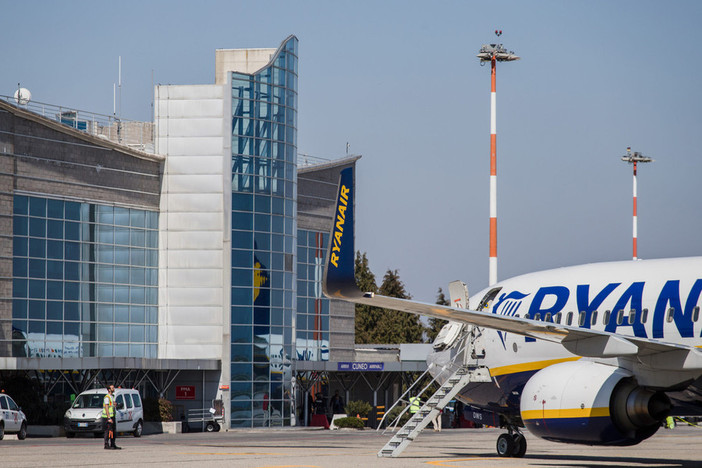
[409,396,421,415]
[102,384,121,450]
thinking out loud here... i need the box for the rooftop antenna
[621,147,654,260]
[477,30,520,286]
[346,142,350,155]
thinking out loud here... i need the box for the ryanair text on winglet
[330,185,350,268]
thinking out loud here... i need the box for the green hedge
[344,400,372,417]
[334,417,366,429]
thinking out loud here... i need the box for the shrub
[143,397,174,422]
[334,416,365,429]
[345,400,372,417]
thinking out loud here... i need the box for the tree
[354,252,379,343]
[426,288,450,342]
[354,252,426,344]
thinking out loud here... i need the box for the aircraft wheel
[496,433,515,457]
[512,433,527,458]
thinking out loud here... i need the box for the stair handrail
[377,333,473,434]
[375,361,435,433]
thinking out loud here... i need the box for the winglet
[323,167,364,299]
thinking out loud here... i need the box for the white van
[64,388,144,438]
[0,393,28,440]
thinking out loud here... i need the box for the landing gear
[496,433,514,457]
[496,429,527,458]
[512,433,527,458]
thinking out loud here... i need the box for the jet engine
[520,361,670,446]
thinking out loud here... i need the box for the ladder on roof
[377,364,491,458]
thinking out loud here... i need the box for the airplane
[323,166,702,458]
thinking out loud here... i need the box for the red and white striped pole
[621,148,652,261]
[489,56,498,286]
[478,33,518,286]
[632,160,638,260]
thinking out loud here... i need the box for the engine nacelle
[520,361,670,446]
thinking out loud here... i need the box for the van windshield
[73,393,106,409]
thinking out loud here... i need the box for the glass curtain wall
[230,36,298,427]
[296,230,330,362]
[10,195,158,358]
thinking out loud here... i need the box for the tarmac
[1,425,701,467]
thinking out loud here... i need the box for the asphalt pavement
[1,425,701,467]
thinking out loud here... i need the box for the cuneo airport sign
[337,362,384,371]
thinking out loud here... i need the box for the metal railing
[376,332,472,433]
[1,95,154,153]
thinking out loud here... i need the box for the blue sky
[3,0,701,302]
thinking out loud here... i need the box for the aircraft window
[524,313,530,320]
[534,313,541,321]
[666,307,675,323]
[629,309,637,325]
[554,312,562,324]
[578,312,586,326]
[545,313,552,322]
[603,310,611,325]
[566,312,573,326]
[694,306,700,322]
[642,308,649,323]
[616,310,624,325]
[590,311,598,326]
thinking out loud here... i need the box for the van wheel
[0,422,4,440]
[205,421,216,432]
[66,431,76,438]
[18,422,27,440]
[133,420,143,437]
[214,422,221,432]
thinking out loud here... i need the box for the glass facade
[10,195,158,358]
[230,36,298,427]
[296,229,330,362]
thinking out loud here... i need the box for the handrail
[0,95,154,153]
[377,331,472,433]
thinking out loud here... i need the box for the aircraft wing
[323,167,702,369]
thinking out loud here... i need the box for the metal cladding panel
[167,287,223,307]
[165,174,223,194]
[156,84,224,101]
[156,99,224,119]
[165,212,224,232]
[168,325,222,346]
[161,344,222,360]
[165,231,223,250]
[164,193,223,212]
[164,153,223,171]
[159,118,224,138]
[166,250,223,269]
[167,269,224,288]
[166,307,223,326]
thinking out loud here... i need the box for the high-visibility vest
[102,394,115,418]
[409,396,421,414]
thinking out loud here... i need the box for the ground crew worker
[102,384,121,450]
[409,396,421,415]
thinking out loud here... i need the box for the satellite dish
[14,88,31,106]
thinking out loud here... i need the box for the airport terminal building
[0,36,425,429]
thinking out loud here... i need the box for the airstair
[377,280,491,458]
[377,363,491,458]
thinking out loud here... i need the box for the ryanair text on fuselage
[493,279,702,339]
